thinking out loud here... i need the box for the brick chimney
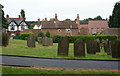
[55,13,58,21]
[18,15,21,18]
[76,14,80,25]
[45,18,47,21]
[6,14,9,18]
[38,18,40,27]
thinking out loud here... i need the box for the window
[10,26,14,30]
[58,29,61,33]
[66,29,71,33]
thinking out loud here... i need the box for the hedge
[52,35,118,43]
[20,32,33,40]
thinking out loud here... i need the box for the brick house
[78,20,109,35]
[41,13,79,36]
[6,15,28,36]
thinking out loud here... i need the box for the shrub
[45,31,51,38]
[37,30,44,38]
[52,35,117,43]
[20,32,33,40]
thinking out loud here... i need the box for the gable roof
[7,18,26,25]
[41,21,78,29]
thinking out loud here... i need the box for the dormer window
[11,26,15,30]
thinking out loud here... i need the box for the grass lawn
[1,39,120,60]
[2,65,120,75]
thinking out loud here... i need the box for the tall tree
[20,9,25,18]
[109,1,120,28]
[0,4,8,29]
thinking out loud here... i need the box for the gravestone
[27,35,35,48]
[74,39,85,57]
[86,40,99,54]
[111,40,120,58]
[2,29,9,47]
[48,38,53,46]
[103,40,111,55]
[37,37,42,44]
[42,37,49,46]
[58,37,69,56]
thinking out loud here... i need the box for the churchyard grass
[2,65,120,75]
[1,39,120,60]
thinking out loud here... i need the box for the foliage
[63,18,72,21]
[45,31,51,38]
[20,32,33,40]
[37,30,44,38]
[109,1,120,28]
[49,18,55,21]
[0,4,8,29]
[52,35,118,43]
[82,16,106,22]
[20,9,25,18]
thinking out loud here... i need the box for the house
[6,15,28,36]
[41,13,79,36]
[78,20,109,35]
[33,18,42,29]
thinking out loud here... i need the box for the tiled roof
[7,18,25,25]
[42,21,78,29]
[88,20,109,28]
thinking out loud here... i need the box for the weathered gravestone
[37,37,42,44]
[86,40,99,54]
[48,38,53,46]
[74,39,85,57]
[42,37,49,46]
[58,37,69,56]
[103,40,111,55]
[2,29,9,47]
[111,40,120,58]
[27,35,35,48]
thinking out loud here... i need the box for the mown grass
[1,39,120,60]
[2,65,120,75]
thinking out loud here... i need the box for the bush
[37,30,44,38]
[20,32,33,40]
[52,35,117,43]
[45,31,51,38]
[15,35,20,39]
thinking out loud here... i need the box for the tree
[64,18,71,21]
[45,31,51,38]
[94,16,102,20]
[0,4,8,29]
[109,1,120,28]
[20,9,25,18]
[37,30,44,38]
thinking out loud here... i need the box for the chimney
[6,14,9,18]
[38,18,40,27]
[45,18,47,21]
[55,13,58,21]
[18,15,21,18]
[76,14,80,25]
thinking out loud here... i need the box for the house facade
[6,15,28,36]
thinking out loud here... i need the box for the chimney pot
[6,14,9,18]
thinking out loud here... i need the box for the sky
[1,0,119,21]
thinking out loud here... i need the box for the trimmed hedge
[53,35,117,43]
[20,32,33,40]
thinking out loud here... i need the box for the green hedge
[52,35,118,43]
[20,32,33,40]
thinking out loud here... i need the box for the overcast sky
[1,0,119,21]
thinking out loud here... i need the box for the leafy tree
[20,9,25,18]
[49,18,55,21]
[109,1,120,28]
[37,30,44,38]
[94,16,102,20]
[45,31,51,38]
[64,18,71,21]
[0,4,8,29]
